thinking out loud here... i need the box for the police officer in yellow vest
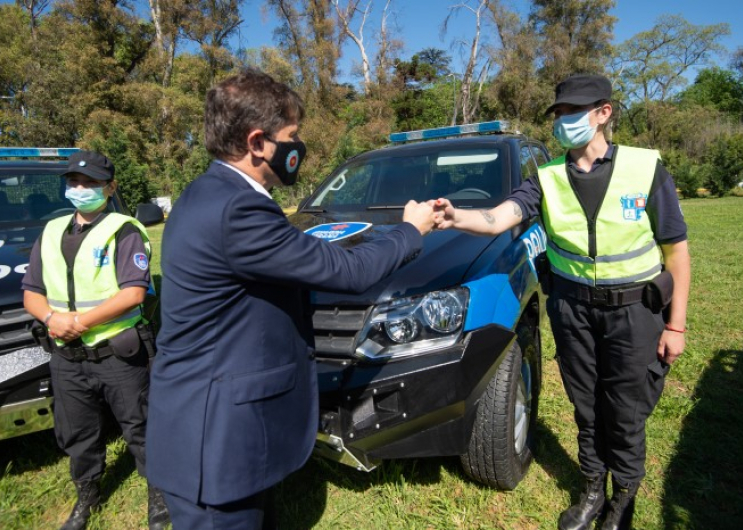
[432,74,691,530]
[22,150,169,530]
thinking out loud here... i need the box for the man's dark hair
[204,68,305,161]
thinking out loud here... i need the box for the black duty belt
[553,275,646,307]
[54,342,115,362]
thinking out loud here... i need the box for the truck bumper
[0,395,54,440]
[312,324,515,471]
[0,346,54,440]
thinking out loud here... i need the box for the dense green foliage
[1,0,742,207]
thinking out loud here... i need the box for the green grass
[2,197,742,529]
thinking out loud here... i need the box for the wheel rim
[514,360,532,454]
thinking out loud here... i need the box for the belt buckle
[84,346,100,361]
[70,347,87,362]
[592,286,609,305]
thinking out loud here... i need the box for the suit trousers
[163,488,277,530]
[546,291,668,485]
[50,348,149,482]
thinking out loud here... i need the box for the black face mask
[265,137,306,186]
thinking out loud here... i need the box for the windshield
[0,172,77,225]
[308,145,508,210]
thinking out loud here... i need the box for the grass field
[1,197,741,529]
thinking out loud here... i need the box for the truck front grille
[0,306,35,353]
[312,305,371,356]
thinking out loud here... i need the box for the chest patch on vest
[620,193,648,221]
[93,246,110,267]
[133,253,148,270]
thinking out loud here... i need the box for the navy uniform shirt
[22,212,150,294]
[508,144,688,244]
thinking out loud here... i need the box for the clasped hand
[402,198,456,234]
[48,312,88,343]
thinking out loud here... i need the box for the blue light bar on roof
[389,120,509,143]
[0,147,80,158]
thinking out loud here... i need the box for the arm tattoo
[512,201,523,219]
[480,210,496,225]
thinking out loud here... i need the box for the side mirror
[135,203,165,226]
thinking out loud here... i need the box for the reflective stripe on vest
[40,213,151,346]
[538,145,662,286]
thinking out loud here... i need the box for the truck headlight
[355,288,468,360]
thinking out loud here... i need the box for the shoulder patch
[133,253,149,271]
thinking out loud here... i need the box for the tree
[373,0,400,87]
[85,118,154,207]
[16,0,51,41]
[332,0,374,93]
[610,15,730,141]
[180,0,244,84]
[394,51,449,87]
[391,78,456,132]
[531,0,616,87]
[678,67,743,119]
[485,1,547,124]
[148,0,190,87]
[704,133,743,196]
[0,4,33,142]
[417,48,451,78]
[269,0,340,108]
[443,0,492,124]
[730,46,743,76]
[662,149,703,199]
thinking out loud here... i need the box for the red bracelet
[665,324,687,333]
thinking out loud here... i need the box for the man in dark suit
[146,68,434,529]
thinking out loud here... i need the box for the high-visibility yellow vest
[538,145,662,287]
[40,213,151,346]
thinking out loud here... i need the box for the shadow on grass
[662,348,743,530]
[99,424,139,505]
[533,418,583,503]
[0,404,140,509]
[0,428,63,475]
[276,453,460,529]
[276,417,581,528]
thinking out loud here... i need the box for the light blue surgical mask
[65,185,108,213]
[553,108,600,149]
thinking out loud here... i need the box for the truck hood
[0,224,42,307]
[289,210,497,305]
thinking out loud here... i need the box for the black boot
[60,480,101,530]
[601,479,640,530]
[558,473,607,530]
[148,484,170,530]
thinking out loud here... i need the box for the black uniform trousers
[49,348,149,482]
[547,291,668,486]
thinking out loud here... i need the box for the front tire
[460,340,536,490]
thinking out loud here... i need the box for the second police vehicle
[290,121,551,489]
[0,148,163,441]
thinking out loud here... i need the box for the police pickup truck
[0,148,163,441]
[290,121,551,489]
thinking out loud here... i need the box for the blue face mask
[65,185,108,213]
[553,108,599,149]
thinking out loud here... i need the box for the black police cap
[62,150,115,182]
[545,74,613,115]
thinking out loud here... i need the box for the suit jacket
[146,162,422,504]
